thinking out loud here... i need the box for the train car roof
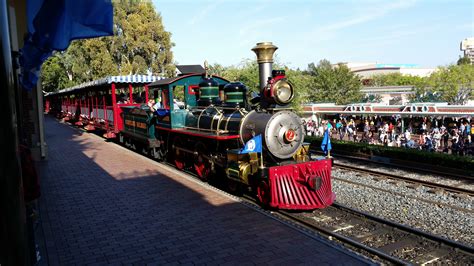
[176,65,205,75]
[46,75,163,96]
[148,73,229,88]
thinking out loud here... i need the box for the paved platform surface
[37,117,372,265]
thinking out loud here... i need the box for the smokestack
[251,42,278,92]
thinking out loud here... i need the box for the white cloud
[310,0,419,41]
[189,0,223,25]
[238,16,287,47]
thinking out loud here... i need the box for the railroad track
[326,152,473,179]
[277,203,474,265]
[334,163,474,197]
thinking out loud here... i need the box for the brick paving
[37,117,371,265]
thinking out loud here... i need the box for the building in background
[460,37,474,64]
[331,62,436,105]
[338,62,437,80]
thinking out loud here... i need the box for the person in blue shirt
[327,121,333,130]
[326,120,333,138]
[336,120,344,140]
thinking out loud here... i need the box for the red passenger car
[45,75,161,138]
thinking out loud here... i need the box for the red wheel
[257,180,271,207]
[172,137,185,170]
[194,142,211,181]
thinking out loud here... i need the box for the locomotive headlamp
[272,79,294,105]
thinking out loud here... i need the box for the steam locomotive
[119,42,334,210]
[46,42,335,210]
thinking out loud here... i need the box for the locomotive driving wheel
[158,135,168,161]
[172,137,186,170]
[150,135,168,161]
[193,142,211,181]
[227,179,243,196]
[257,180,271,207]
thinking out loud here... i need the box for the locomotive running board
[267,159,335,210]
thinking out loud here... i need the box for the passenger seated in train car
[133,93,143,104]
[134,88,150,104]
[173,98,185,109]
[147,97,162,112]
[117,93,125,104]
[117,95,129,104]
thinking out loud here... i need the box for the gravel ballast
[332,168,474,246]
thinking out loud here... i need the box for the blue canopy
[20,0,114,90]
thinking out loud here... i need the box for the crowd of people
[303,116,474,156]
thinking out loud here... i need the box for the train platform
[35,116,373,265]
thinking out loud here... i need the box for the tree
[306,60,362,105]
[362,94,382,103]
[208,63,227,77]
[457,55,471,65]
[221,59,260,93]
[112,2,174,75]
[414,64,474,104]
[368,72,425,87]
[41,54,73,92]
[285,68,313,111]
[41,1,174,91]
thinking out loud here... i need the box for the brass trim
[183,126,228,134]
[251,42,278,63]
[196,108,206,131]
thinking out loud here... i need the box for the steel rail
[331,203,474,254]
[275,210,408,265]
[279,203,474,265]
[310,150,473,180]
[334,163,474,196]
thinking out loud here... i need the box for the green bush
[305,136,474,172]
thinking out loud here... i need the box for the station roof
[361,86,415,93]
[46,75,163,95]
[303,103,474,117]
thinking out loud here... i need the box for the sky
[152,0,473,69]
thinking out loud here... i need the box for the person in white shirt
[147,97,162,112]
[433,131,442,151]
[440,124,446,132]
[421,122,427,133]
[172,99,181,109]
[404,130,411,141]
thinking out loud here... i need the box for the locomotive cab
[147,73,230,129]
